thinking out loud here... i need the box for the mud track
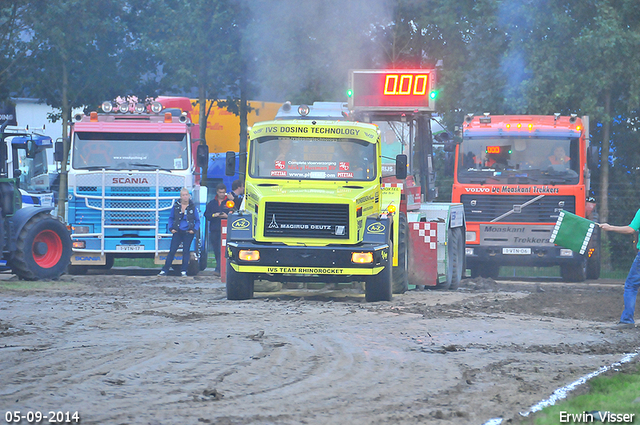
[1,271,638,424]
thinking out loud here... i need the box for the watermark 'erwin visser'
[560,411,635,423]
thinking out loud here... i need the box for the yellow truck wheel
[365,243,392,302]
[226,259,254,300]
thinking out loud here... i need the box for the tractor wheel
[11,214,72,280]
[392,213,409,294]
[226,259,254,300]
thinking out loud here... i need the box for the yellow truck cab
[224,102,407,301]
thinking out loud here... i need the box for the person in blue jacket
[159,188,200,277]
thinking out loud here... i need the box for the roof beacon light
[134,103,146,114]
[150,101,163,114]
[528,123,534,131]
[118,102,129,114]
[479,112,491,124]
[298,104,310,116]
[164,112,172,123]
[101,101,113,113]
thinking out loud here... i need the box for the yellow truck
[224,102,406,301]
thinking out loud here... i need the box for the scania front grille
[263,202,349,239]
[461,194,576,223]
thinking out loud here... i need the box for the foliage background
[1,0,638,272]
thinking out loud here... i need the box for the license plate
[116,245,144,251]
[502,248,531,255]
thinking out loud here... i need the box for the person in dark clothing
[159,188,201,277]
[205,183,231,276]
[227,179,245,211]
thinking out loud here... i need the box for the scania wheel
[11,213,72,280]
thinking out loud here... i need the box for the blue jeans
[620,251,640,324]
[162,230,195,273]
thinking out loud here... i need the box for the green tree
[141,0,247,147]
[520,0,640,265]
[0,1,30,102]
[21,1,156,219]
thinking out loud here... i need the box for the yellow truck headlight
[352,252,373,264]
[239,250,260,261]
[73,241,86,249]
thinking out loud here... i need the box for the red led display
[349,69,436,112]
[486,146,501,154]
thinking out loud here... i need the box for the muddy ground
[1,270,639,425]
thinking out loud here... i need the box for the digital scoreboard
[348,69,437,112]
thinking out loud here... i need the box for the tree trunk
[239,69,248,180]
[199,84,206,143]
[600,88,611,267]
[58,61,69,221]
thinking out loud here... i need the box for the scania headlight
[150,101,163,114]
[101,101,113,113]
[72,225,91,234]
[239,250,260,261]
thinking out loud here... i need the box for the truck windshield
[249,136,376,181]
[457,137,580,184]
[15,147,49,192]
[72,132,189,171]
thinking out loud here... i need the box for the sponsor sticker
[367,222,385,234]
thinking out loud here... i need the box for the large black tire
[187,258,200,276]
[449,227,465,290]
[470,263,500,279]
[365,243,392,302]
[11,213,72,280]
[392,213,409,294]
[561,255,587,282]
[586,227,601,280]
[436,227,464,290]
[226,259,254,300]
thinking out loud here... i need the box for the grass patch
[113,255,219,269]
[530,364,640,424]
[469,266,629,280]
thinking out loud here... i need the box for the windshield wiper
[83,165,112,171]
[469,178,487,184]
[129,163,172,172]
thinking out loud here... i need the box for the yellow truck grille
[263,202,350,239]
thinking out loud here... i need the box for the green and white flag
[549,210,596,255]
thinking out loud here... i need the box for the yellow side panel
[191,100,281,153]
